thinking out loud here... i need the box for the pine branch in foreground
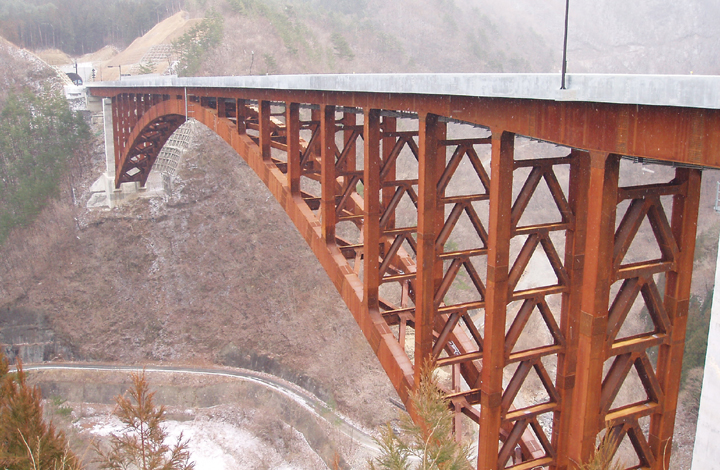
[94,370,194,470]
[0,350,83,470]
[369,362,472,470]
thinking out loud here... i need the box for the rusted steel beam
[568,153,620,464]
[553,150,590,470]
[364,109,381,313]
[415,113,446,384]
[342,111,357,181]
[217,98,227,118]
[478,130,515,470]
[259,100,271,161]
[650,168,701,469]
[381,117,398,232]
[286,102,301,195]
[90,86,720,168]
[321,104,337,243]
[236,98,246,134]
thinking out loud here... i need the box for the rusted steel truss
[90,86,710,470]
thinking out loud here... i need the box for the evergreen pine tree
[0,351,82,470]
[369,363,472,470]
[94,371,194,470]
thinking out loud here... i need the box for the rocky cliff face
[0,307,76,363]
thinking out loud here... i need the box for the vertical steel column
[381,117,398,232]
[364,109,382,318]
[128,93,138,135]
[478,130,515,470]
[118,94,126,160]
[286,102,301,196]
[124,94,133,156]
[650,168,702,469]
[553,150,591,470]
[308,108,322,181]
[119,94,131,175]
[342,111,357,177]
[259,100,271,161]
[236,99,246,134]
[415,113,446,384]
[568,152,620,464]
[321,105,337,243]
[112,96,121,174]
[217,98,227,118]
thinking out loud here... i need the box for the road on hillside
[18,362,381,453]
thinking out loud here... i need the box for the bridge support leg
[364,109,381,321]
[650,168,701,469]
[553,150,591,470]
[381,117,397,232]
[286,102,301,196]
[415,113,446,386]
[478,130,514,470]
[259,100,271,161]
[568,152,620,466]
[342,111,357,182]
[236,99,246,134]
[321,105,337,243]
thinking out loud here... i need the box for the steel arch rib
[115,99,186,188]
[185,102,417,400]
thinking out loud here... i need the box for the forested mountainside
[0,0,183,54]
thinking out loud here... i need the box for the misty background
[1,0,718,76]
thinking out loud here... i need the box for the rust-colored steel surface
[90,79,713,469]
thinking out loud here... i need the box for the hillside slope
[0,120,398,430]
[189,0,557,76]
[188,0,720,77]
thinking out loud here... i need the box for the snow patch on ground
[166,421,304,470]
[77,411,328,470]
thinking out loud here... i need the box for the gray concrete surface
[87,73,720,110]
[692,234,720,469]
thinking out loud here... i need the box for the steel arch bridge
[89,73,720,470]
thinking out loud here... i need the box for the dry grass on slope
[0,124,398,430]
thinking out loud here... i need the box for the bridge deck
[89,73,720,169]
[88,72,720,110]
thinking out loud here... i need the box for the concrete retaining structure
[692,235,720,469]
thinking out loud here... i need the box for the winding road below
[17,362,381,454]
